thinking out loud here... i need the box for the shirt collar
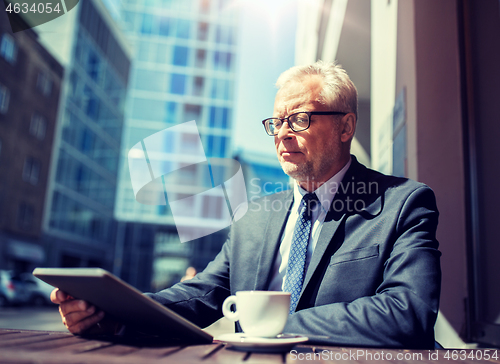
[293,157,352,213]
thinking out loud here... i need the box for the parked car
[18,273,55,306]
[0,270,16,307]
[0,270,29,306]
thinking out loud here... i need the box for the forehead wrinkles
[274,76,324,117]
[275,88,316,117]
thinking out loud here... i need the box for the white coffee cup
[222,291,290,337]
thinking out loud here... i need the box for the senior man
[52,61,441,349]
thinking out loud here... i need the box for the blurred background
[0,0,499,349]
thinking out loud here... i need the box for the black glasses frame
[261,111,347,136]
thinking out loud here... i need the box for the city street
[0,306,66,332]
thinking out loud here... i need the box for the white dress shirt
[268,158,352,291]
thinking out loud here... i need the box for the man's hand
[51,288,109,335]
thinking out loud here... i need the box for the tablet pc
[32,267,213,344]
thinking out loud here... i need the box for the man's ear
[340,113,356,143]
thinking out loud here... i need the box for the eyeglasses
[261,111,347,136]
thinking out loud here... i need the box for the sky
[232,0,298,156]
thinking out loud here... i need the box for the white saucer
[217,333,309,352]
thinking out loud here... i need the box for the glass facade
[115,0,238,222]
[46,0,129,252]
[113,0,239,289]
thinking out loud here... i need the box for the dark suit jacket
[148,156,441,349]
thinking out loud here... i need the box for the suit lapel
[253,189,294,290]
[300,157,365,295]
[301,202,348,292]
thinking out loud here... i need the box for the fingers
[50,288,65,304]
[55,295,104,335]
[59,298,91,317]
[66,310,106,335]
[50,288,74,304]
[62,305,105,335]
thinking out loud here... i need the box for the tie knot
[300,193,318,217]
[302,193,317,203]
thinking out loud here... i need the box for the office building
[37,0,131,269]
[113,0,240,291]
[0,12,63,273]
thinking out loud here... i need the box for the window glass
[141,13,154,34]
[184,104,201,122]
[17,203,34,231]
[80,128,95,152]
[133,69,167,92]
[211,79,221,99]
[197,22,208,41]
[123,10,137,28]
[200,0,210,14]
[195,49,206,68]
[193,76,204,96]
[165,101,177,124]
[215,25,224,44]
[202,195,223,219]
[161,0,175,9]
[170,74,186,94]
[211,79,232,100]
[49,191,112,240]
[0,83,9,114]
[83,86,100,119]
[209,106,217,127]
[97,102,122,142]
[87,51,100,82]
[218,0,229,10]
[214,51,232,71]
[176,19,191,39]
[220,136,227,157]
[207,135,215,157]
[156,43,169,63]
[224,79,231,100]
[173,0,192,11]
[209,106,232,128]
[0,34,17,64]
[30,113,47,140]
[137,40,152,62]
[173,46,189,66]
[180,133,201,154]
[158,16,170,36]
[221,108,229,129]
[206,135,228,158]
[131,97,165,121]
[22,157,40,185]
[215,25,234,44]
[36,71,53,96]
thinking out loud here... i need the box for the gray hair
[275,60,358,119]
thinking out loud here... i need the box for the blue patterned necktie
[283,193,318,314]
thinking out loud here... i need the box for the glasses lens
[264,119,276,135]
[269,118,284,135]
[290,112,309,131]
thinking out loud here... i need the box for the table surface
[1,328,499,363]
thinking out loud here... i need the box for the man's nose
[276,120,293,139]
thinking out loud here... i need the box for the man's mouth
[280,150,302,158]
